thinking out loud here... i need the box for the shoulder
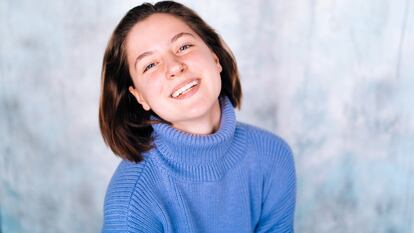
[237,122,296,206]
[237,122,293,156]
[104,159,148,204]
[102,159,161,232]
[236,122,295,174]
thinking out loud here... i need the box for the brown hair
[99,1,242,163]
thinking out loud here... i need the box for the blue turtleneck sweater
[102,97,296,233]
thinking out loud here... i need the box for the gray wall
[1,0,413,232]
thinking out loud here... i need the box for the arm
[255,142,297,233]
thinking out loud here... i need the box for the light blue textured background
[1,0,413,232]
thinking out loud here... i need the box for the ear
[212,53,222,73]
[128,86,151,111]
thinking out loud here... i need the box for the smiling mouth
[170,79,200,98]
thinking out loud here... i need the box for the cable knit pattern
[102,96,296,233]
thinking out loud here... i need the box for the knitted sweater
[102,96,296,233]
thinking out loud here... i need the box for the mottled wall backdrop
[1,0,413,232]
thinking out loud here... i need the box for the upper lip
[170,78,200,97]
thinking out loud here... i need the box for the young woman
[99,1,296,232]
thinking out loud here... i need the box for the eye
[178,44,193,53]
[143,62,156,73]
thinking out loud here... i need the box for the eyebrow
[170,32,195,43]
[134,32,195,68]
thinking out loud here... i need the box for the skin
[126,13,223,135]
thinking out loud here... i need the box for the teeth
[171,80,198,98]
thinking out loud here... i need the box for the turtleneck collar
[149,96,246,181]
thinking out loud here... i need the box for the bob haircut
[99,1,242,163]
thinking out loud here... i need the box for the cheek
[139,77,165,100]
[187,52,221,73]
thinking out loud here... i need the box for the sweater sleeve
[102,160,163,233]
[255,139,297,233]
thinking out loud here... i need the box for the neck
[150,96,247,181]
[171,99,221,135]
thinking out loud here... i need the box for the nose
[166,54,186,79]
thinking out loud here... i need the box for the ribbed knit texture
[102,96,296,233]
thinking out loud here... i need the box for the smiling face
[126,13,223,130]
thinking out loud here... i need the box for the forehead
[126,13,198,54]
